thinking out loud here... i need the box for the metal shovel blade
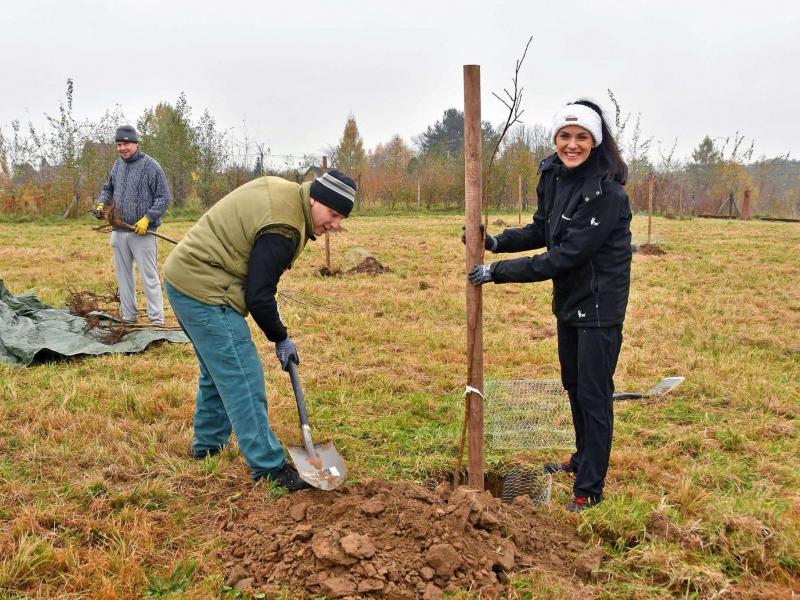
[285,362,347,491]
[645,376,685,396]
[287,441,347,491]
[614,376,685,401]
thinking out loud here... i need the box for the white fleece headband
[552,104,603,147]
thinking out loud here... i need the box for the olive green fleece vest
[164,177,314,315]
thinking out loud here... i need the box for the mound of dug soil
[219,479,584,599]
[347,257,391,275]
[636,243,667,256]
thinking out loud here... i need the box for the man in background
[95,125,171,325]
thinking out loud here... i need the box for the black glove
[275,336,299,371]
[460,224,498,252]
[468,264,494,286]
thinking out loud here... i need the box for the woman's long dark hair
[570,99,627,182]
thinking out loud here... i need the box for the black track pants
[557,322,623,499]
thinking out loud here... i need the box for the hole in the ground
[425,466,552,505]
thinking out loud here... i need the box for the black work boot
[566,495,602,513]
[543,461,576,475]
[259,464,312,492]
[192,445,224,460]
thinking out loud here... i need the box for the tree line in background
[1,80,798,219]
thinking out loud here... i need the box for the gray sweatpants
[110,230,164,324]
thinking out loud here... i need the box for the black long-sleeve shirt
[244,233,296,342]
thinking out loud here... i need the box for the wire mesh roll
[485,379,574,450]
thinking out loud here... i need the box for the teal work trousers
[166,282,286,478]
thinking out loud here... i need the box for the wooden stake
[323,156,330,269]
[741,189,751,220]
[647,176,654,245]
[463,65,484,491]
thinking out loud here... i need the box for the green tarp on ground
[0,279,188,366]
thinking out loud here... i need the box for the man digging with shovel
[164,170,355,491]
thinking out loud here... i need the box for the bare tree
[484,36,532,223]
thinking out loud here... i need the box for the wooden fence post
[741,189,751,220]
[647,176,654,245]
[463,65,484,491]
[322,156,330,269]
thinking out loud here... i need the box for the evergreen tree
[416,108,497,158]
[336,115,365,178]
[691,136,721,164]
[252,154,263,179]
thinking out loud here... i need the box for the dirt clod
[318,266,344,277]
[320,575,357,598]
[361,498,387,516]
[574,545,604,579]
[289,502,308,522]
[341,532,377,558]
[423,582,443,600]
[233,577,254,591]
[425,543,462,578]
[219,478,583,598]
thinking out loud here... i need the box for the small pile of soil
[637,243,667,256]
[219,479,583,599]
[491,219,509,227]
[318,266,344,277]
[346,257,392,275]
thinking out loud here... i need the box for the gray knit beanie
[115,125,139,143]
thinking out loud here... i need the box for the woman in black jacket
[468,100,632,512]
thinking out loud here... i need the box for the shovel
[613,376,685,401]
[286,361,347,490]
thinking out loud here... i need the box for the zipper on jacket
[590,259,601,327]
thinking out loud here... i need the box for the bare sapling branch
[483,36,533,227]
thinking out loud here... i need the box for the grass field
[1,212,798,598]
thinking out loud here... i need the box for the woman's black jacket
[490,151,632,327]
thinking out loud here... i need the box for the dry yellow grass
[0,212,798,598]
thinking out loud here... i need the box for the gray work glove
[460,224,498,252]
[275,336,299,371]
[468,264,494,286]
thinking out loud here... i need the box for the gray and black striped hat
[310,170,357,217]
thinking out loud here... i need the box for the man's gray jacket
[97,151,170,230]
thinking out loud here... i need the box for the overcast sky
[2,0,798,164]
